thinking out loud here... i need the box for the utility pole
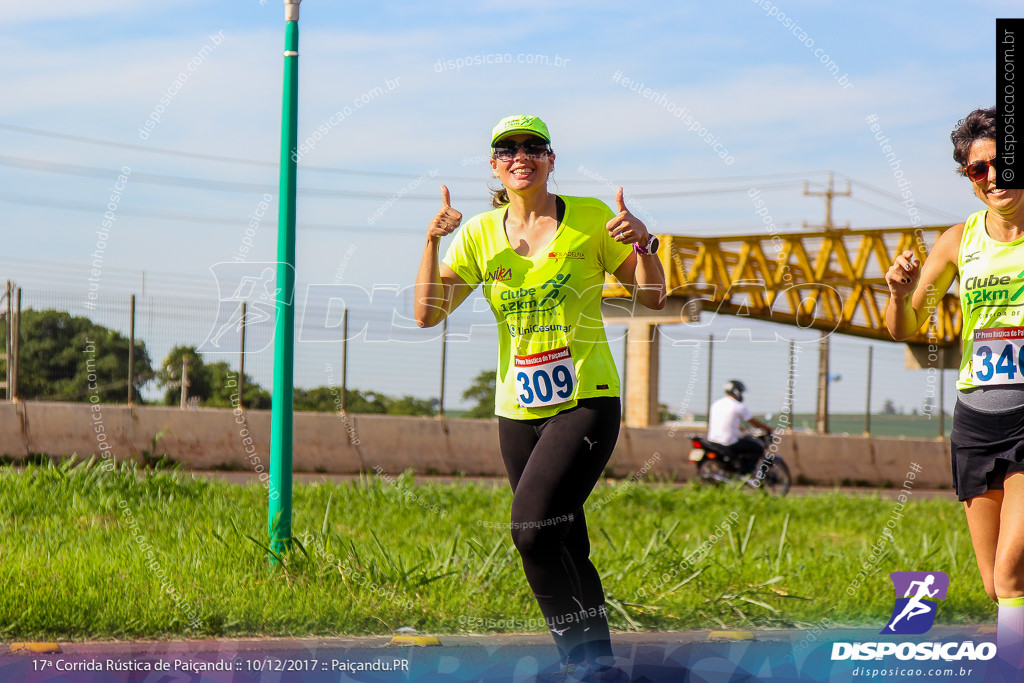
[239,301,247,411]
[128,294,136,406]
[803,173,851,433]
[1,281,8,401]
[439,317,448,418]
[802,172,851,232]
[180,357,190,409]
[11,286,19,402]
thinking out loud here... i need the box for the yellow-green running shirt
[957,209,1024,390]
[442,195,632,419]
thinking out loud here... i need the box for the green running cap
[491,115,551,145]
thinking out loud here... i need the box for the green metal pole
[269,0,300,558]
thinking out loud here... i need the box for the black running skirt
[951,399,1024,501]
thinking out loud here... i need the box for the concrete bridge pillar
[602,297,698,428]
[625,321,660,427]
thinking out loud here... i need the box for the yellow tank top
[956,210,1024,389]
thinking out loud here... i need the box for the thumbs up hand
[606,187,649,247]
[428,185,463,240]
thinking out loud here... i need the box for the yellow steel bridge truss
[604,226,961,346]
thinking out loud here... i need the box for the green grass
[803,413,952,439]
[0,459,988,640]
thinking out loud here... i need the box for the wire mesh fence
[1,283,956,437]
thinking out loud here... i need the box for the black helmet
[724,380,746,401]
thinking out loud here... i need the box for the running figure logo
[538,273,571,310]
[882,571,949,635]
[199,262,292,354]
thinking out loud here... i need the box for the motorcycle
[687,431,792,496]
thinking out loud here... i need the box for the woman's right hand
[428,185,462,240]
[884,249,921,299]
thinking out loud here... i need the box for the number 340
[976,344,1024,381]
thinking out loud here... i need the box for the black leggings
[497,396,621,665]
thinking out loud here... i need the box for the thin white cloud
[0,0,199,24]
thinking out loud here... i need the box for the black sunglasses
[963,158,996,182]
[492,140,551,162]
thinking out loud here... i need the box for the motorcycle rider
[706,380,773,472]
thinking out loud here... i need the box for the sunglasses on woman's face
[963,158,996,182]
[492,140,551,162]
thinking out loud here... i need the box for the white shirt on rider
[706,395,752,445]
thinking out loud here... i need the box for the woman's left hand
[606,187,649,246]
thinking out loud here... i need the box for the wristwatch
[633,236,659,255]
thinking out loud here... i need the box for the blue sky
[0,1,1017,415]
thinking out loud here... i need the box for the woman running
[415,115,666,680]
[885,107,1024,671]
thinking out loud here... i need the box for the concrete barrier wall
[0,402,27,458]
[0,401,953,489]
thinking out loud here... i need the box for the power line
[0,154,445,200]
[0,182,942,238]
[0,122,485,181]
[0,121,834,186]
[629,180,803,198]
[836,173,961,222]
[0,153,814,201]
[577,170,833,185]
[845,196,925,222]
[1,255,213,285]
[802,172,851,230]
[4,121,959,224]
[0,192,426,233]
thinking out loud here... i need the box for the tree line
[4,309,495,417]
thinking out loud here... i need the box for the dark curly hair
[950,107,996,170]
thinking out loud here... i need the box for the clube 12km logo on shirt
[831,572,996,662]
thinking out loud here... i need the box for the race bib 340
[972,327,1024,385]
